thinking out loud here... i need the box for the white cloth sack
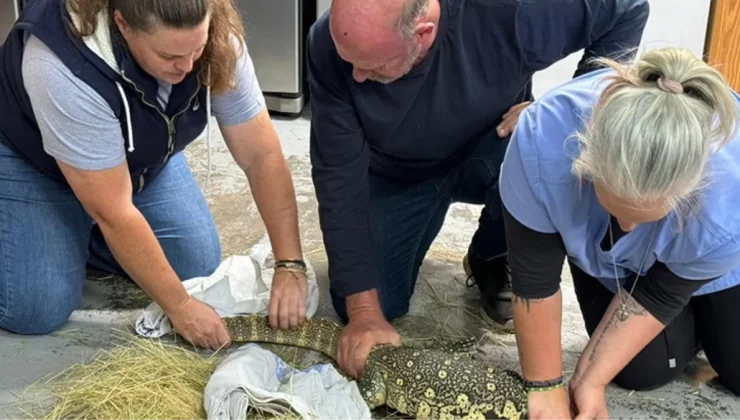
[204,343,371,420]
[133,242,369,419]
[135,242,320,338]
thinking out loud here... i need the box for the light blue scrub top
[500,68,740,296]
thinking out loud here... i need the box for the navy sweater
[0,0,208,193]
[306,0,650,298]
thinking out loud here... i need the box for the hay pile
[10,295,481,420]
[16,332,308,420]
[18,333,220,420]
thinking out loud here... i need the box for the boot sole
[463,254,515,332]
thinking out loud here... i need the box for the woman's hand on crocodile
[526,385,572,419]
[268,268,309,330]
[169,296,232,350]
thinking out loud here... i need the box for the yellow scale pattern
[223,315,528,420]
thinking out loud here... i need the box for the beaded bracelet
[524,376,565,392]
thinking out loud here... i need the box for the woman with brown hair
[0,0,308,349]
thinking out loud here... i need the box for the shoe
[463,252,515,332]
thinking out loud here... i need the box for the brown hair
[66,0,245,95]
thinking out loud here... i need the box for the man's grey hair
[396,0,430,38]
[571,46,738,218]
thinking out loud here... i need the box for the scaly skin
[223,315,528,420]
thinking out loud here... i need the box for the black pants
[569,260,740,395]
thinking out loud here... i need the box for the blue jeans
[0,139,221,335]
[330,134,510,321]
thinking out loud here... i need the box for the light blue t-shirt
[20,34,265,171]
[500,68,740,296]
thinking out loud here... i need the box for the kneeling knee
[716,366,740,396]
[171,236,222,280]
[198,241,222,277]
[0,273,83,335]
[381,300,410,322]
[330,288,410,324]
[612,365,680,391]
[1,300,76,336]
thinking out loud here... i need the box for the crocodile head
[357,345,528,420]
[222,314,527,419]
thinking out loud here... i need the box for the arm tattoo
[512,295,544,312]
[616,293,648,321]
[588,293,648,362]
[588,311,616,362]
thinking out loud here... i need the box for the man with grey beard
[305,0,650,379]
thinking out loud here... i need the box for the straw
[15,331,219,420]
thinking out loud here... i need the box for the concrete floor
[1,102,739,419]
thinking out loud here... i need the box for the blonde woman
[0,0,308,348]
[500,47,740,418]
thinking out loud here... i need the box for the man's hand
[569,380,609,420]
[338,289,401,378]
[497,101,531,137]
[268,269,308,329]
[338,311,401,378]
[168,296,232,350]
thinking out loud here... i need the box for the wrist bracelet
[275,260,307,276]
[524,376,564,392]
[275,259,306,270]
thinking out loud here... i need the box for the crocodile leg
[405,336,479,358]
[356,362,387,410]
[481,370,529,420]
[433,336,478,358]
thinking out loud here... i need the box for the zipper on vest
[139,168,148,192]
[164,81,200,158]
[119,70,202,192]
[165,82,203,160]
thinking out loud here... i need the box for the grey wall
[317,0,331,17]
[533,0,713,96]
[0,0,19,40]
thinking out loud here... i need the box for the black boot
[463,250,514,332]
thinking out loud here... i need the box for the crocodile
[222,315,528,420]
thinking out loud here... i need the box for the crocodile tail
[222,315,341,360]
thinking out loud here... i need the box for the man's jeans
[0,139,221,335]
[331,134,510,322]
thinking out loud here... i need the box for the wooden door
[705,0,740,91]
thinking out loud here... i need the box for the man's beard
[367,41,423,84]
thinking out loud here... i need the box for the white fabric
[204,343,371,420]
[135,242,320,338]
[134,242,369,419]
